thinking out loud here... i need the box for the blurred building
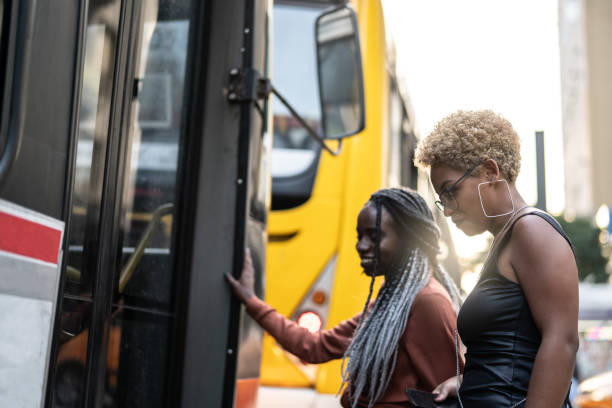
[559,0,612,216]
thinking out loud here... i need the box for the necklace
[484,204,530,266]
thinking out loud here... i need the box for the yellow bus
[262,0,457,398]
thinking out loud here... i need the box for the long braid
[433,263,463,311]
[341,188,463,408]
[355,275,375,331]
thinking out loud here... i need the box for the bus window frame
[0,0,36,189]
[0,0,8,147]
[0,0,5,76]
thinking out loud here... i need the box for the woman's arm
[226,249,357,363]
[510,216,579,408]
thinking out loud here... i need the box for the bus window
[103,0,194,405]
[0,0,7,159]
[0,1,3,58]
[388,82,418,189]
[388,86,402,187]
[401,115,419,189]
[53,0,121,406]
[65,14,118,297]
[271,3,324,210]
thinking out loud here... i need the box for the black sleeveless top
[457,211,574,407]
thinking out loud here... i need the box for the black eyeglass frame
[434,162,482,211]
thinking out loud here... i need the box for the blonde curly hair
[415,110,521,182]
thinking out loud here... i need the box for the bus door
[1,0,270,407]
[49,2,200,406]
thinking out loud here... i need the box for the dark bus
[0,0,270,406]
[0,0,364,407]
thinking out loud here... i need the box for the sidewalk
[257,386,340,408]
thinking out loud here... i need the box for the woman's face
[356,202,400,276]
[430,162,489,236]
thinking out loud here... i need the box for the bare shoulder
[506,212,579,335]
[507,212,577,285]
[509,212,572,256]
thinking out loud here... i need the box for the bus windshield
[271,3,327,210]
[271,4,321,180]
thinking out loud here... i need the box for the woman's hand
[432,375,460,402]
[225,248,256,303]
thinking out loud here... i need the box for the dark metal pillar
[535,131,547,211]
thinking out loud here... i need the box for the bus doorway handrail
[118,203,174,293]
[64,203,174,293]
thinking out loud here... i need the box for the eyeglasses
[434,163,481,211]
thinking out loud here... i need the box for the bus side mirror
[315,6,365,140]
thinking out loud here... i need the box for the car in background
[574,284,612,407]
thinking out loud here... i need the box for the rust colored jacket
[245,277,461,407]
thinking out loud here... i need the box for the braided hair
[340,187,462,408]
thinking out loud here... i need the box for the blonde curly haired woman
[415,110,578,408]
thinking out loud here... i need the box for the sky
[382,0,565,261]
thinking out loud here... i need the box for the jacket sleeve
[402,293,463,391]
[245,296,359,364]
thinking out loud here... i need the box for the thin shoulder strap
[495,210,576,261]
[481,208,532,273]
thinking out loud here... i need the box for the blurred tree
[555,215,609,283]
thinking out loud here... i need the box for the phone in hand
[405,388,458,408]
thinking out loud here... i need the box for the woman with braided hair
[226,187,462,408]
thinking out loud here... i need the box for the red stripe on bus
[0,212,62,264]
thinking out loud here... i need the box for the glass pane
[104,306,172,407]
[316,7,363,138]
[271,4,322,179]
[52,298,92,407]
[388,87,402,187]
[105,0,193,404]
[52,1,121,406]
[65,0,121,297]
[115,0,189,310]
[0,1,3,51]
[0,0,6,150]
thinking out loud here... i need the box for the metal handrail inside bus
[64,203,174,292]
[118,202,174,293]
